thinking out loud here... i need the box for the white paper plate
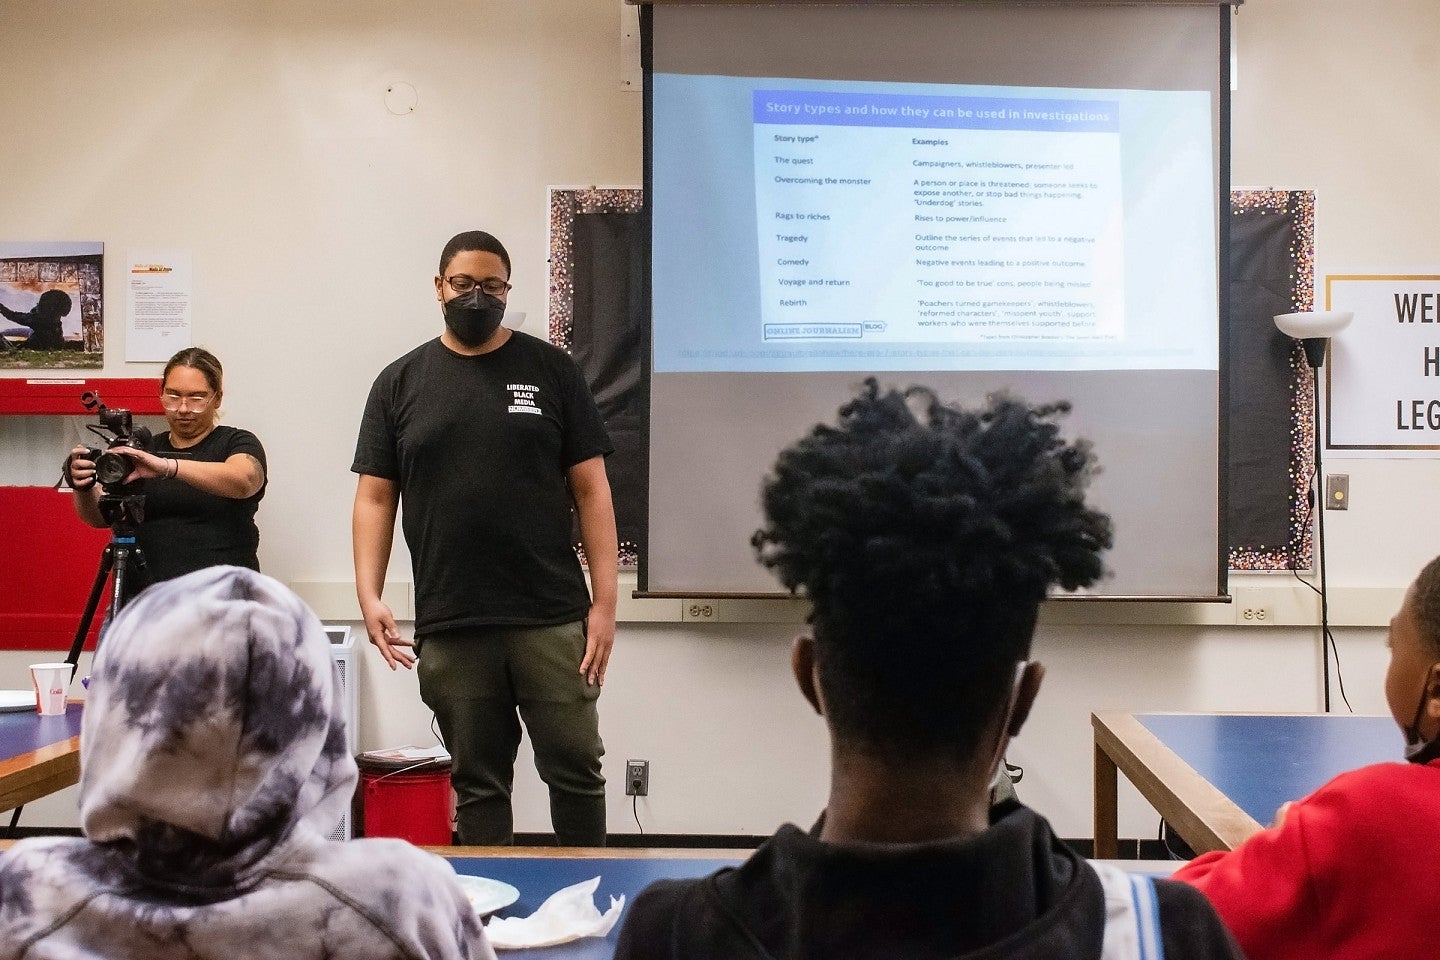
[0,690,35,713]
[455,874,520,917]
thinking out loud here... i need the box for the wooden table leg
[1094,739,1119,859]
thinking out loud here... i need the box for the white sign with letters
[125,249,192,362]
[1327,274,1440,456]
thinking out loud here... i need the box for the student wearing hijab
[0,566,495,960]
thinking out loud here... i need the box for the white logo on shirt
[507,383,543,415]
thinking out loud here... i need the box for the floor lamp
[1273,310,1352,711]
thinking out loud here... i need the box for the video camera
[78,391,153,492]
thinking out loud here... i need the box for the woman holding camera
[66,347,267,584]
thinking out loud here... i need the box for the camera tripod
[3,494,151,838]
[63,492,149,676]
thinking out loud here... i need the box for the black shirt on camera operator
[65,349,267,584]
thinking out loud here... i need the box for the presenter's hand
[361,597,414,670]
[580,603,615,686]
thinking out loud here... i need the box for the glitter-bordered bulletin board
[549,187,646,569]
[547,187,1317,575]
[1228,189,1316,573]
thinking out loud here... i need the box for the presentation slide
[653,74,1216,374]
[646,4,1227,599]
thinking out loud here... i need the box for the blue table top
[449,854,740,960]
[1138,713,1400,826]
[0,703,82,762]
[446,850,1174,959]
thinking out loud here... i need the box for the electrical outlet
[1326,473,1350,510]
[1240,606,1271,624]
[683,601,717,621]
[625,759,649,797]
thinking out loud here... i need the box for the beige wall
[2,0,1437,840]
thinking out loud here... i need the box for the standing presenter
[65,346,267,585]
[352,230,618,846]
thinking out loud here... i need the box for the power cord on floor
[1159,818,1195,860]
[1291,464,1353,712]
[428,713,456,834]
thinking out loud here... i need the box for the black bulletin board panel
[549,189,648,568]
[1228,190,1315,572]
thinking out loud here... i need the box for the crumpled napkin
[485,876,626,950]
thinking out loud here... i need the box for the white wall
[2,0,1438,841]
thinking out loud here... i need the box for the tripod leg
[65,545,115,678]
[103,540,150,651]
[107,547,131,634]
[126,545,150,602]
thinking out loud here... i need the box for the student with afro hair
[614,379,1243,960]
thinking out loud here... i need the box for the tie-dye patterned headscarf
[0,567,494,960]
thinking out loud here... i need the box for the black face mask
[1404,662,1440,764]
[443,287,506,347]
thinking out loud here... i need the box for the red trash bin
[356,755,453,845]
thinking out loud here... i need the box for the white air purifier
[324,625,358,840]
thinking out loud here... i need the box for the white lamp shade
[1273,310,1353,339]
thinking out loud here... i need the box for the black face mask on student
[1404,662,1440,764]
[443,288,506,347]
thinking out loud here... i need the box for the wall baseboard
[289,574,1405,628]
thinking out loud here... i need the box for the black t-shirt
[351,334,612,636]
[135,425,267,584]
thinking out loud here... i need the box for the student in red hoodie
[1175,553,1440,960]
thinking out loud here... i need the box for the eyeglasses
[160,391,214,411]
[445,275,512,296]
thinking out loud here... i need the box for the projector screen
[643,2,1230,599]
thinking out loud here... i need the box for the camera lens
[95,450,133,487]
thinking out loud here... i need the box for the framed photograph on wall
[0,242,104,369]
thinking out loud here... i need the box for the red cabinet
[1,377,161,650]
